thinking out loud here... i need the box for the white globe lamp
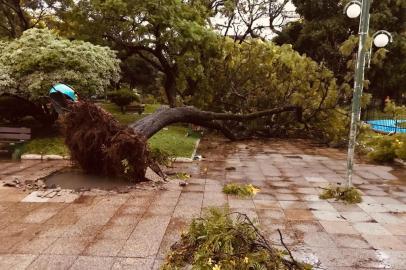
[373,32,390,48]
[346,2,361,18]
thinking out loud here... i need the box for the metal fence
[362,105,406,134]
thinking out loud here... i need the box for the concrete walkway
[0,137,405,269]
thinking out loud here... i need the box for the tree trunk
[61,101,302,182]
[131,105,302,140]
[164,73,177,108]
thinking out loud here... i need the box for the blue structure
[366,119,406,134]
[50,83,78,102]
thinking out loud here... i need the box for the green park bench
[0,127,31,156]
[126,103,145,115]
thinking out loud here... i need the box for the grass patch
[21,102,200,158]
[162,208,312,270]
[149,126,200,158]
[319,185,362,204]
[223,183,260,197]
[20,137,69,156]
[98,102,144,125]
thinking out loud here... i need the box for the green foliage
[56,0,219,106]
[361,132,406,162]
[170,172,191,180]
[319,185,362,204]
[0,28,120,100]
[223,183,260,197]
[149,148,172,166]
[20,137,69,156]
[162,208,311,270]
[275,0,406,102]
[384,98,406,118]
[192,39,348,143]
[359,100,406,162]
[108,88,140,113]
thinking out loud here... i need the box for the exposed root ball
[60,101,149,182]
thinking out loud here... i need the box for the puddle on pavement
[45,168,132,190]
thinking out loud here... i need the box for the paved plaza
[0,137,405,269]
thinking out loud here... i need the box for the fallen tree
[61,101,303,182]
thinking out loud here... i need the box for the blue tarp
[366,119,406,134]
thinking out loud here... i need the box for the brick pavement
[0,138,405,269]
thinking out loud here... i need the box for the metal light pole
[344,0,393,187]
[346,0,372,187]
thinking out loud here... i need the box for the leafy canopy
[0,28,120,100]
[191,39,348,143]
[275,0,406,101]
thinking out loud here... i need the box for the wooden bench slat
[0,133,31,140]
[0,127,31,134]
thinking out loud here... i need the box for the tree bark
[131,105,302,140]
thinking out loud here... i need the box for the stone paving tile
[0,236,27,253]
[329,234,371,249]
[157,217,190,259]
[111,257,154,270]
[27,254,77,270]
[70,256,115,270]
[97,224,136,240]
[362,234,406,251]
[339,211,374,223]
[353,222,391,236]
[12,237,57,254]
[302,231,336,247]
[319,221,358,235]
[1,139,406,269]
[43,237,92,255]
[311,210,343,221]
[368,212,406,224]
[0,254,37,269]
[84,239,126,256]
[284,209,314,221]
[382,224,406,236]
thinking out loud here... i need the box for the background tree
[108,88,140,113]
[274,0,406,104]
[206,0,297,41]
[0,28,120,125]
[0,0,58,39]
[189,39,347,143]
[55,0,220,107]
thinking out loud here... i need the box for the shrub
[108,88,140,113]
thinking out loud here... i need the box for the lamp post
[344,0,392,187]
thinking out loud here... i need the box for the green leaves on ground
[360,132,406,162]
[319,185,362,204]
[223,183,260,197]
[162,208,312,270]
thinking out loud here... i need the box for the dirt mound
[60,101,149,182]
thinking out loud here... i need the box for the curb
[21,154,70,160]
[20,138,202,162]
[394,158,406,167]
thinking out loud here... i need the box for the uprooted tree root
[162,208,312,270]
[60,101,149,182]
[319,185,363,204]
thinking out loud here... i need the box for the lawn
[20,102,200,158]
